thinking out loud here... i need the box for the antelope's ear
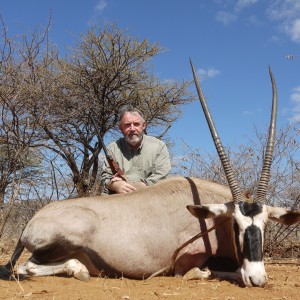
[187,202,235,219]
[267,206,300,225]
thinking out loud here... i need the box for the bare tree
[37,23,194,196]
[0,18,47,204]
[1,20,195,198]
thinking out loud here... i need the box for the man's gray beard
[125,134,143,148]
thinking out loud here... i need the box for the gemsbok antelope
[1,61,299,287]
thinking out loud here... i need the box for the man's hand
[107,176,137,194]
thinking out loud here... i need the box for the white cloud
[163,79,175,85]
[243,108,262,115]
[285,19,300,43]
[197,68,221,79]
[268,35,281,43]
[267,0,300,43]
[246,15,264,26]
[290,86,300,122]
[267,0,300,20]
[243,110,253,115]
[95,0,107,12]
[216,11,237,25]
[215,0,259,24]
[235,0,259,12]
[291,86,300,102]
[214,0,300,44]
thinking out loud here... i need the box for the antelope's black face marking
[244,225,263,261]
[239,202,262,217]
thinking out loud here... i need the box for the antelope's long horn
[190,59,244,202]
[256,66,278,203]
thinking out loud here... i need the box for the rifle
[91,115,127,181]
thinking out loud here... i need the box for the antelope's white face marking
[240,260,266,287]
[233,202,269,287]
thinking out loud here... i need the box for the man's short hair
[118,105,145,124]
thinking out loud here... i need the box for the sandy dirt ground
[0,249,299,300]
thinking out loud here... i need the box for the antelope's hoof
[183,267,211,280]
[74,271,90,281]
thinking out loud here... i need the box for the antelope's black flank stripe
[243,225,263,261]
[239,202,262,218]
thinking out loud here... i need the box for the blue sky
[1,0,300,155]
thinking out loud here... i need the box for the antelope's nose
[249,275,267,287]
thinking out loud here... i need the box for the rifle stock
[106,156,125,176]
[91,115,126,180]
